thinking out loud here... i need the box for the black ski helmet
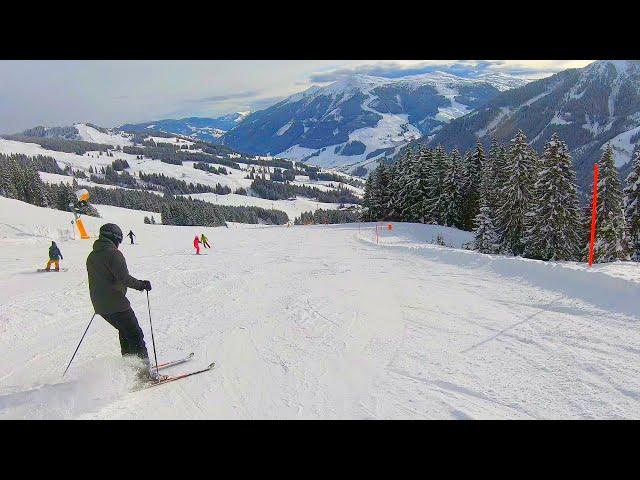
[100,223,123,245]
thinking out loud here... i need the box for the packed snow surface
[1,198,640,419]
[74,124,133,148]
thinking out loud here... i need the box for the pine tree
[587,144,629,262]
[463,141,484,230]
[441,148,465,228]
[0,155,19,199]
[389,150,412,220]
[624,150,640,261]
[473,151,500,254]
[425,145,448,224]
[402,146,431,223]
[524,133,581,261]
[496,130,537,255]
[363,162,391,221]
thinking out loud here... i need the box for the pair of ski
[136,352,215,391]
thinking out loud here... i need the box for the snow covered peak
[583,60,640,78]
[320,74,389,96]
[234,111,251,122]
[476,72,532,91]
[286,71,529,106]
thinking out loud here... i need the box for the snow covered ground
[1,198,639,419]
[74,124,133,148]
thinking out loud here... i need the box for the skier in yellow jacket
[200,233,211,249]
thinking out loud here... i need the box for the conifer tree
[0,155,19,199]
[624,150,640,261]
[587,144,629,262]
[524,133,581,261]
[425,145,448,224]
[496,130,537,255]
[464,141,484,230]
[441,148,465,228]
[405,146,433,223]
[389,150,412,220]
[473,150,500,254]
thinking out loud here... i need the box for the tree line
[2,134,112,155]
[0,153,100,217]
[86,185,288,225]
[294,208,360,225]
[363,131,640,263]
[0,153,290,227]
[250,178,361,204]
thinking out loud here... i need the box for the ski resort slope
[1,197,640,419]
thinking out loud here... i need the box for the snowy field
[1,197,640,419]
[1,131,363,221]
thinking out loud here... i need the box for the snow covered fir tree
[624,150,640,261]
[585,145,629,263]
[523,133,581,261]
[362,131,632,264]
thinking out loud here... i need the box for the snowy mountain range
[407,60,640,190]
[119,112,251,143]
[219,72,530,173]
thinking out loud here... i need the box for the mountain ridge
[219,71,530,173]
[402,60,640,190]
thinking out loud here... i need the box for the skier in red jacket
[193,235,201,255]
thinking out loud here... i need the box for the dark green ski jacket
[86,235,145,315]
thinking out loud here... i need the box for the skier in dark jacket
[86,223,159,381]
[127,230,135,245]
[45,241,63,271]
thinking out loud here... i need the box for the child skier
[200,233,211,249]
[127,230,135,245]
[194,235,201,255]
[45,241,63,271]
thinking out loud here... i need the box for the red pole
[588,163,599,267]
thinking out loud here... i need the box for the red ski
[135,362,216,391]
[151,352,194,372]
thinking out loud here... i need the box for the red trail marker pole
[588,163,599,267]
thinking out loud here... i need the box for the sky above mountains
[0,60,593,134]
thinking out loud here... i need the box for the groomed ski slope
[1,197,640,419]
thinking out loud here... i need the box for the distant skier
[45,241,63,271]
[86,223,160,382]
[194,235,201,255]
[200,233,211,249]
[127,230,135,245]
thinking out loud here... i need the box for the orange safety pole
[588,163,599,267]
[75,218,90,239]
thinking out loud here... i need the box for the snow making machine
[70,188,91,240]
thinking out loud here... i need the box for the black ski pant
[203,241,211,248]
[101,309,149,361]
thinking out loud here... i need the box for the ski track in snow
[1,199,639,419]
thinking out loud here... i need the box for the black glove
[140,280,152,291]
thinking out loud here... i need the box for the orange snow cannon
[73,189,91,239]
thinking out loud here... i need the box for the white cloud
[0,60,596,133]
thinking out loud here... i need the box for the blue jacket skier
[45,241,63,271]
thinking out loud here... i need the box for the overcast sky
[0,60,594,134]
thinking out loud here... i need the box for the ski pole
[63,313,96,377]
[146,290,159,375]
